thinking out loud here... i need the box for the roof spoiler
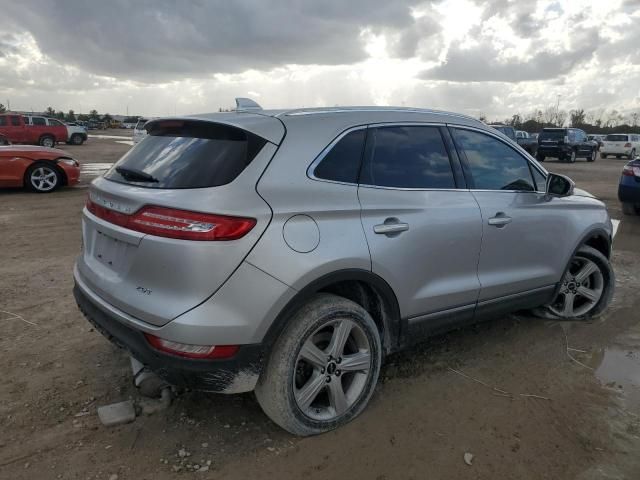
[235,97,263,111]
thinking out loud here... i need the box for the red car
[0,145,80,193]
[0,114,68,147]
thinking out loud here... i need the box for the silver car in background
[74,99,614,435]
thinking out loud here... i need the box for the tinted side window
[0,116,6,126]
[32,117,46,126]
[11,116,20,126]
[361,126,455,189]
[313,129,365,183]
[47,119,63,126]
[453,128,535,191]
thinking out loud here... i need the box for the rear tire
[70,133,84,145]
[569,150,577,163]
[39,135,55,148]
[536,154,545,162]
[587,149,596,162]
[25,162,62,193]
[535,245,614,321]
[622,202,638,215]
[255,294,382,436]
[600,153,607,159]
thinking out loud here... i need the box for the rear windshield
[134,119,148,130]
[539,129,566,140]
[606,134,628,142]
[104,121,267,189]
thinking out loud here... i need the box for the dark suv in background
[537,128,597,163]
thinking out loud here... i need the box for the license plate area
[93,229,135,271]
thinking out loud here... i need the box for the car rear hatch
[76,114,284,327]
[538,129,566,147]
[604,134,629,151]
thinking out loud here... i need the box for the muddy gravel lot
[1,132,639,479]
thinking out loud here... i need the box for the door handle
[488,213,512,227]
[374,219,409,235]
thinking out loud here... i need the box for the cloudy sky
[1,0,639,120]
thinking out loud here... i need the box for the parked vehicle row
[515,130,538,156]
[0,114,87,147]
[73,103,615,436]
[536,128,597,163]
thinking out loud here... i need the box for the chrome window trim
[446,123,548,193]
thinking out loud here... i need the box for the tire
[569,150,577,163]
[39,135,55,148]
[536,154,545,162]
[622,202,638,215]
[600,153,607,159]
[629,149,636,160]
[255,294,382,436]
[535,245,614,321]
[71,133,84,145]
[587,149,596,162]
[25,162,62,193]
[616,155,622,159]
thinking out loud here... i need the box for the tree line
[0,103,140,124]
[483,107,640,134]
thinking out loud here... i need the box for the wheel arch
[23,159,68,187]
[261,269,401,357]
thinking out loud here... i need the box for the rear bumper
[602,147,632,156]
[73,282,264,393]
[618,183,640,203]
[537,145,571,156]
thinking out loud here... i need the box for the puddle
[595,322,640,410]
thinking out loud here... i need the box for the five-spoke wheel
[26,163,61,193]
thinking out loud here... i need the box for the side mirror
[546,173,575,197]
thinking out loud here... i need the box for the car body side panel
[248,115,371,290]
[472,191,611,301]
[0,156,31,186]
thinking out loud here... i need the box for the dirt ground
[1,132,639,479]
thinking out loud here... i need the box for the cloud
[3,0,429,82]
[421,28,601,82]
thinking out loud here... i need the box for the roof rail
[279,106,478,122]
[235,97,262,111]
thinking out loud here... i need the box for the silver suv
[74,101,615,435]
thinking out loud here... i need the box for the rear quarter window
[313,129,366,184]
[104,121,267,189]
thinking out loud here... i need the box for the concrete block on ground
[97,400,136,426]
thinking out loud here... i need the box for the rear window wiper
[115,166,159,183]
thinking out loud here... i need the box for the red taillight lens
[86,199,255,241]
[624,142,632,148]
[144,333,239,359]
[622,165,635,176]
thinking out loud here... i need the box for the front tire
[587,149,596,162]
[25,162,62,193]
[255,294,382,436]
[537,246,614,321]
[622,202,638,215]
[569,150,577,163]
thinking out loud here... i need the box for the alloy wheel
[30,166,58,192]
[549,257,604,318]
[293,318,372,421]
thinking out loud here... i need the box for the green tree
[89,109,99,120]
[45,106,55,117]
[78,114,89,121]
[0,103,6,113]
[55,110,65,120]
[570,109,586,127]
[102,113,112,123]
[65,110,76,122]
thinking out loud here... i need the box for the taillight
[86,199,255,241]
[624,142,632,148]
[622,165,640,177]
[144,333,239,359]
